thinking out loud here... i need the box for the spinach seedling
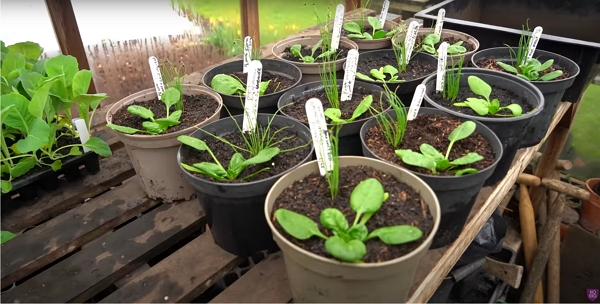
[420,34,467,55]
[343,17,400,40]
[289,40,335,63]
[453,76,523,117]
[275,178,423,263]
[395,121,483,176]
[496,58,563,82]
[210,74,274,96]
[106,87,183,135]
[355,65,403,83]
[323,95,373,124]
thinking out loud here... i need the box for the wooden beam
[345,0,362,12]
[240,0,260,48]
[44,0,96,94]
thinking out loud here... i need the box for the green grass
[566,83,600,179]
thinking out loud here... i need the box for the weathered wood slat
[0,179,154,289]
[2,200,204,303]
[100,233,244,303]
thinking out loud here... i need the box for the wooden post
[240,0,260,49]
[45,0,96,94]
[344,0,362,12]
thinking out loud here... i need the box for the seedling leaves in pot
[210,74,273,96]
[355,65,403,83]
[275,209,328,240]
[452,76,522,117]
[323,95,373,124]
[289,40,336,63]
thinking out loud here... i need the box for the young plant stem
[443,56,464,102]
[319,53,340,109]
[372,84,407,147]
[393,34,408,73]
[326,125,341,199]
[161,60,186,111]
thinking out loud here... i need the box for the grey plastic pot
[277,79,388,156]
[395,28,480,67]
[264,156,441,303]
[471,47,580,148]
[342,17,401,50]
[422,68,544,186]
[201,59,302,117]
[177,114,314,256]
[106,84,222,202]
[271,35,359,84]
[359,107,503,248]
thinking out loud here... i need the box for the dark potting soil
[429,86,534,117]
[225,71,296,95]
[365,114,495,176]
[280,45,351,63]
[271,166,434,263]
[281,89,389,124]
[416,34,476,53]
[593,183,600,196]
[111,94,219,134]
[476,58,570,80]
[356,53,436,82]
[182,127,311,183]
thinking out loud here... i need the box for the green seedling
[453,76,522,117]
[210,74,275,96]
[355,65,404,83]
[370,84,407,148]
[420,34,467,55]
[275,177,423,263]
[395,121,483,176]
[160,59,185,111]
[443,57,464,102]
[343,16,401,40]
[0,231,15,244]
[289,40,336,64]
[323,95,373,124]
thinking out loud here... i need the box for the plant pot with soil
[340,15,402,50]
[265,154,440,302]
[421,67,544,186]
[580,178,600,234]
[177,113,313,256]
[405,28,480,67]
[106,78,222,202]
[202,58,302,117]
[359,91,503,248]
[472,46,580,148]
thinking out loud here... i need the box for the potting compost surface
[365,114,496,176]
[416,34,476,53]
[593,183,600,196]
[272,166,434,263]
[223,71,297,95]
[429,86,534,117]
[356,54,436,82]
[475,58,571,80]
[111,94,219,134]
[182,127,311,183]
[280,45,351,63]
[282,89,388,123]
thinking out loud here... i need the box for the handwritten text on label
[404,21,421,64]
[407,84,426,121]
[330,4,345,51]
[525,26,543,61]
[434,9,446,35]
[341,49,359,101]
[305,98,333,175]
[436,42,449,92]
[242,60,262,132]
[243,36,252,73]
[149,56,165,100]
[379,0,390,26]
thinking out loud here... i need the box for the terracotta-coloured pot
[580,178,600,233]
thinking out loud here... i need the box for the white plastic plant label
[404,21,421,64]
[330,4,345,51]
[341,49,359,101]
[243,36,252,73]
[73,118,90,152]
[242,60,262,133]
[407,84,426,121]
[305,98,333,176]
[436,42,449,92]
[434,9,446,35]
[148,56,165,100]
[525,26,543,61]
[378,0,390,26]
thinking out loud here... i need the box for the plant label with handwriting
[378,0,390,26]
[404,21,421,64]
[242,60,262,133]
[525,26,543,61]
[305,98,333,176]
[149,56,165,100]
[434,9,445,35]
[341,49,359,101]
[330,4,345,51]
[436,42,449,92]
[243,36,252,73]
[407,84,426,121]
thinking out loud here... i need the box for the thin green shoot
[318,51,341,109]
[443,56,464,102]
[325,125,341,199]
[371,84,407,148]
[160,59,186,112]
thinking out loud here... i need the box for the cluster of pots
[105,17,588,302]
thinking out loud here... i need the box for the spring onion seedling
[355,64,404,83]
[318,51,341,109]
[395,121,483,176]
[274,177,423,262]
[443,56,464,102]
[371,84,407,147]
[453,76,522,117]
[210,74,277,96]
[420,34,467,55]
[343,16,401,40]
[325,125,341,199]
[392,31,416,74]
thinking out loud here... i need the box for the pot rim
[271,35,359,66]
[422,67,545,122]
[343,50,438,84]
[105,84,223,140]
[586,178,600,203]
[264,155,441,268]
[177,113,314,188]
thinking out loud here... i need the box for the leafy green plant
[420,34,467,55]
[453,76,522,117]
[343,16,400,40]
[289,41,335,64]
[355,64,404,83]
[395,121,483,176]
[443,56,464,102]
[0,231,15,244]
[323,95,373,124]
[210,74,276,96]
[160,60,186,111]
[392,31,416,74]
[274,177,423,262]
[371,84,407,148]
[318,50,341,109]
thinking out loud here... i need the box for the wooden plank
[0,179,155,289]
[2,200,204,303]
[100,233,244,303]
[240,0,260,47]
[1,148,135,233]
[209,253,291,303]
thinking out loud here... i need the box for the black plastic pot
[422,68,544,186]
[360,107,503,248]
[471,47,580,148]
[177,114,314,256]
[415,0,600,103]
[202,59,302,117]
[278,79,388,156]
[344,50,438,105]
